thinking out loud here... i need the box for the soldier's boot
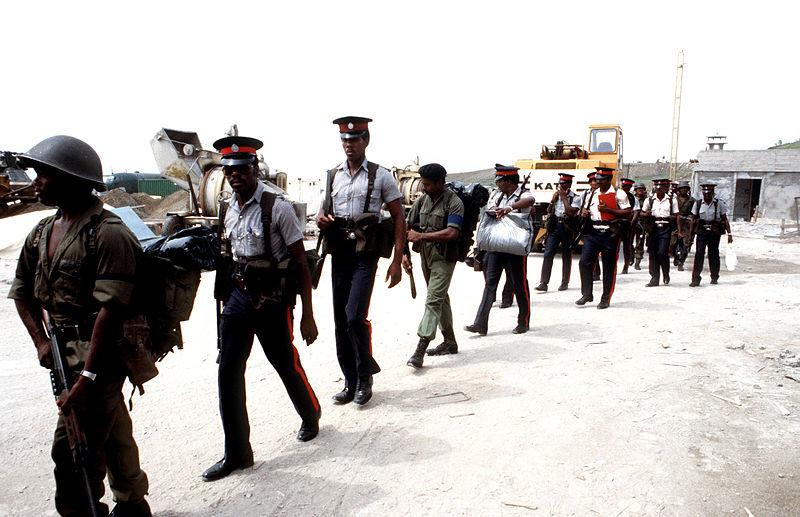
[634,258,641,270]
[575,295,593,306]
[677,260,685,271]
[621,264,629,275]
[689,278,701,287]
[710,277,719,285]
[407,340,429,368]
[427,341,458,356]
[110,499,152,517]
[534,283,547,292]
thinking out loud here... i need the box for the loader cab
[588,125,623,170]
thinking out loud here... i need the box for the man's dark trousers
[647,225,672,284]
[579,228,619,303]
[692,230,722,283]
[218,287,320,463]
[540,221,573,286]
[474,251,530,329]
[330,243,381,388]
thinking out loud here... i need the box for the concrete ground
[1,222,799,516]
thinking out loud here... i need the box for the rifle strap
[218,199,230,256]
[363,161,379,213]
[323,168,337,215]
[258,191,277,262]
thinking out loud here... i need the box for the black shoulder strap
[714,199,719,220]
[584,188,596,209]
[259,191,277,261]
[364,161,379,213]
[323,168,337,215]
[218,199,230,255]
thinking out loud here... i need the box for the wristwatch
[80,370,97,382]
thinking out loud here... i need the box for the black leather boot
[407,340,429,368]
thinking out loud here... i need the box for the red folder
[598,192,617,221]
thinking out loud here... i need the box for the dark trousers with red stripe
[579,229,619,303]
[218,287,320,463]
[647,225,672,284]
[474,251,530,329]
[331,247,382,388]
[539,221,573,286]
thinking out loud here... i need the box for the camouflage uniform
[406,189,465,344]
[8,197,148,516]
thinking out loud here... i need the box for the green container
[137,178,182,197]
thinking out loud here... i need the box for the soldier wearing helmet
[8,136,151,516]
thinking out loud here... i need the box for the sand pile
[147,190,189,220]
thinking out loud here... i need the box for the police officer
[630,182,648,270]
[575,166,631,309]
[466,164,534,335]
[671,180,696,271]
[574,171,603,282]
[641,179,679,287]
[316,116,405,406]
[403,163,464,367]
[618,178,636,274]
[689,183,733,286]
[203,135,321,482]
[535,173,577,292]
[9,136,151,516]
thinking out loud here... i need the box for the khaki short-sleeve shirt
[8,197,139,325]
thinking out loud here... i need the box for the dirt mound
[147,190,189,220]
[99,188,138,209]
[0,201,49,218]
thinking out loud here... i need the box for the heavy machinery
[0,151,36,211]
[513,124,623,249]
[150,127,300,233]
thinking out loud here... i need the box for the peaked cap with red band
[587,171,597,179]
[494,163,520,177]
[212,136,263,166]
[653,178,670,185]
[558,173,575,183]
[333,116,372,140]
[621,178,635,186]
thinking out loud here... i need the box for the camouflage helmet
[17,135,106,191]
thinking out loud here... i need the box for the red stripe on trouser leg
[287,307,320,412]
[523,256,530,326]
[608,246,619,300]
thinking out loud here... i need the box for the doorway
[733,178,762,221]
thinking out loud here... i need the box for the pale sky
[3,1,798,181]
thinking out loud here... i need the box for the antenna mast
[669,50,685,181]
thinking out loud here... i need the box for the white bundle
[475,212,532,256]
[725,244,738,271]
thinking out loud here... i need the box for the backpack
[445,181,490,261]
[31,210,212,401]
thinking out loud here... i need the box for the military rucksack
[445,181,490,262]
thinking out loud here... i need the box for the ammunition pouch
[323,215,394,258]
[241,257,298,310]
[120,314,159,391]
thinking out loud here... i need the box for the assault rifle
[44,311,101,517]
[402,228,418,299]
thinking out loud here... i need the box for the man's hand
[407,229,423,243]
[386,261,402,288]
[35,337,53,370]
[728,234,733,244]
[58,376,91,416]
[300,313,318,345]
[580,208,590,218]
[316,214,334,230]
[495,206,512,219]
[401,254,412,274]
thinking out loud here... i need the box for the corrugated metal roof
[695,149,800,173]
